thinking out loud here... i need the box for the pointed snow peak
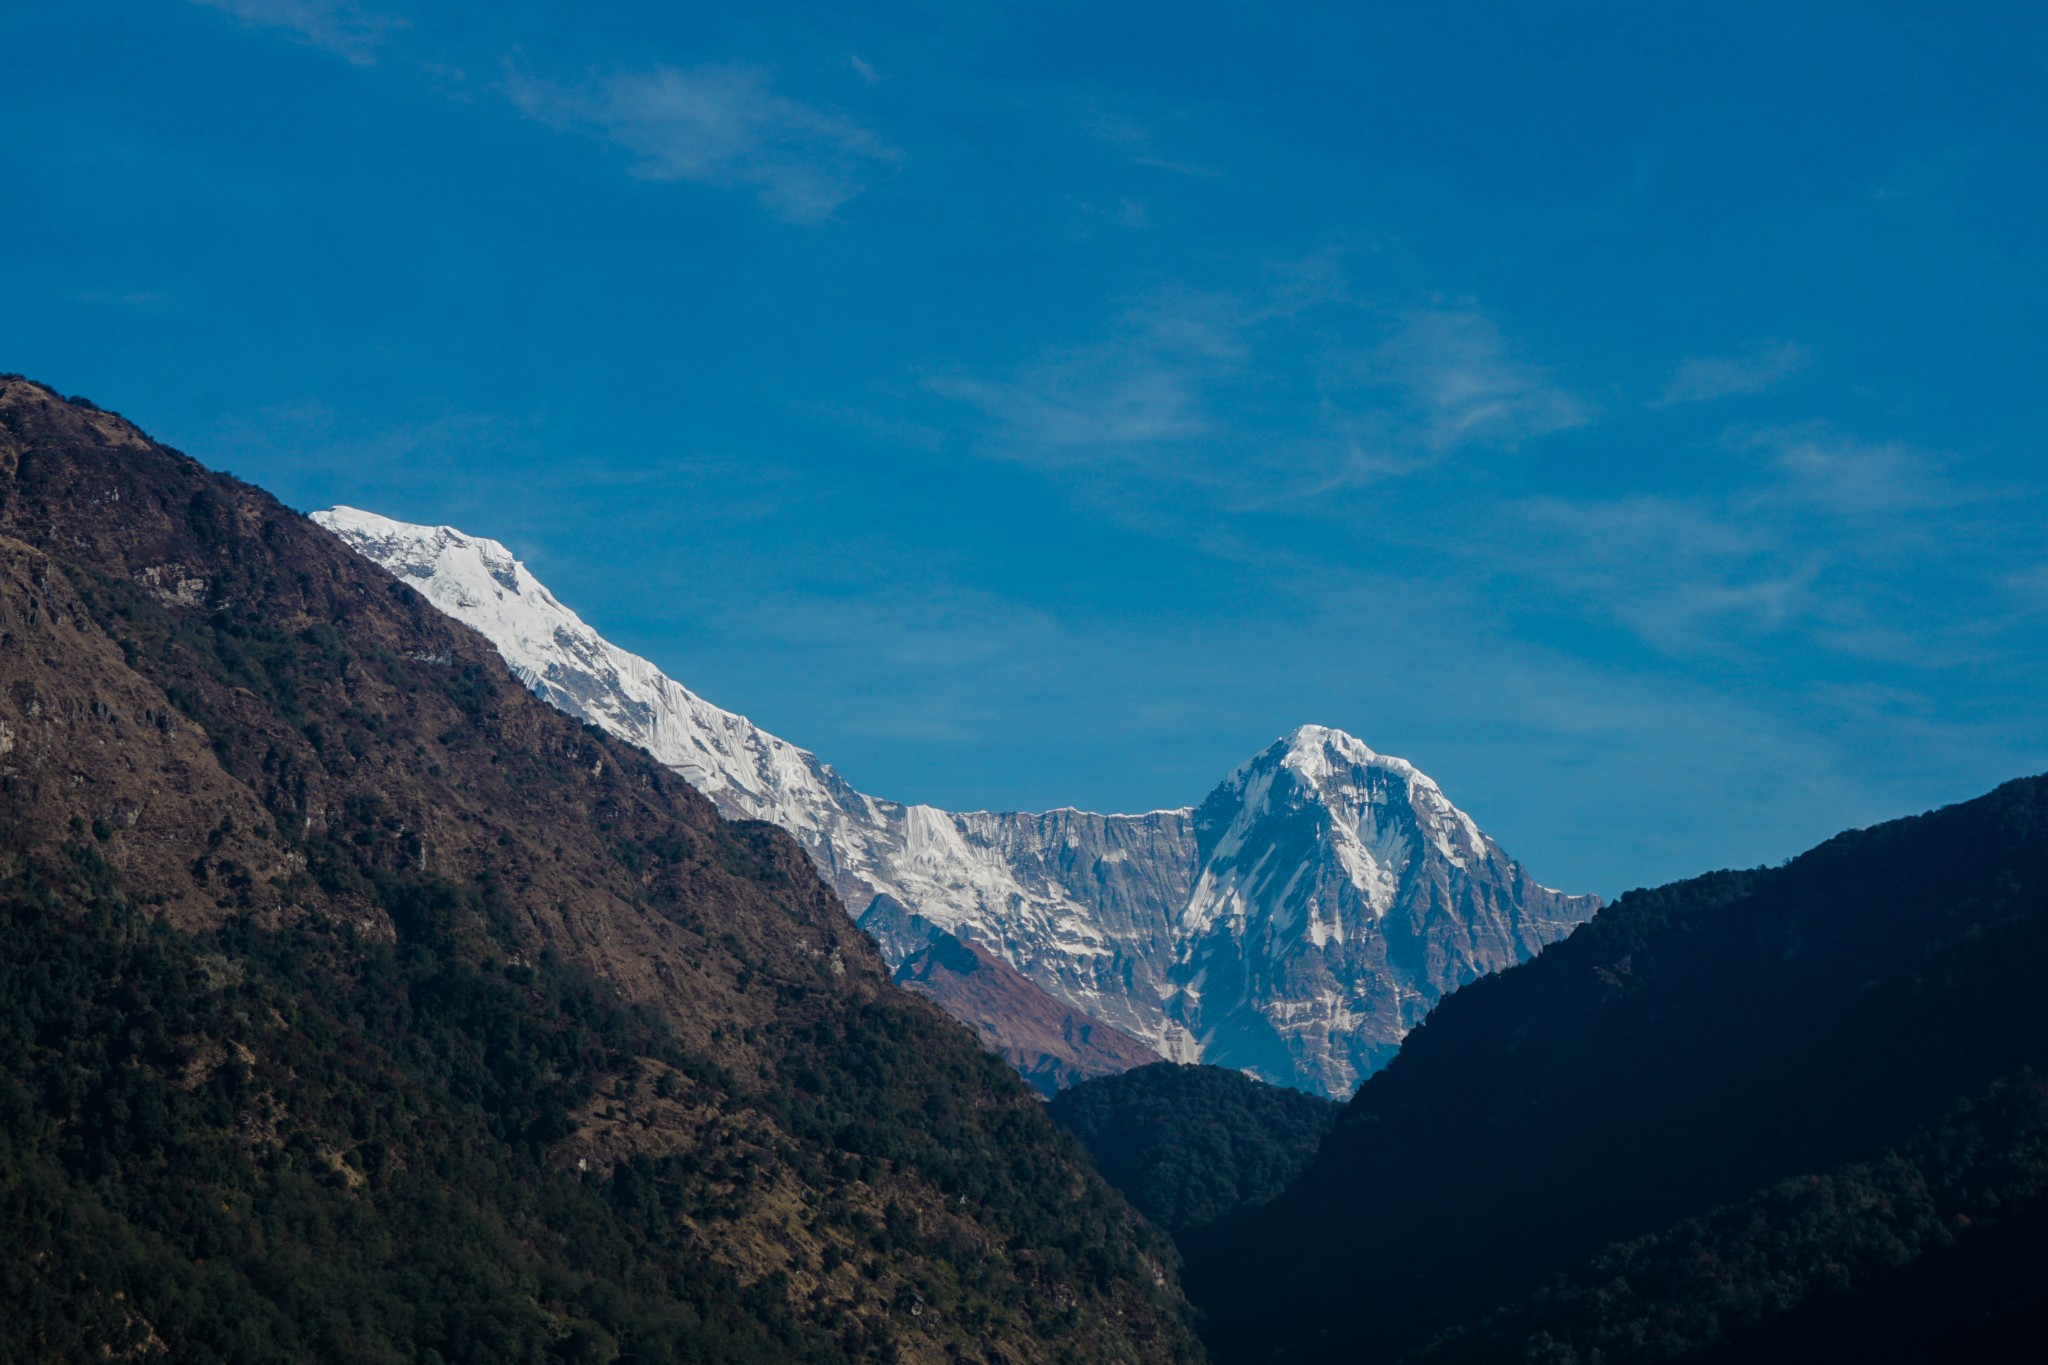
[1282,721,1361,748]
[1281,723,1382,770]
[1259,723,1434,791]
[1233,723,1486,866]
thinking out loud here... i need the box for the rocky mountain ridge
[316,506,1598,1096]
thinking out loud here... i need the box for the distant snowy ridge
[309,507,1198,1056]
[314,507,1598,1096]
[308,506,881,838]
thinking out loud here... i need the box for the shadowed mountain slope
[1188,774,2048,1363]
[0,377,1199,1364]
[1414,1073,2048,1365]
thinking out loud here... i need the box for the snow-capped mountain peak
[313,506,1205,1064]
[1266,723,1488,868]
[316,508,1598,1097]
[1170,723,1592,1092]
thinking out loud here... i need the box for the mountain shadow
[1414,1072,2048,1364]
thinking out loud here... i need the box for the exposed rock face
[866,896,1160,1098]
[317,507,1597,1097]
[929,807,1202,1063]
[0,535,290,930]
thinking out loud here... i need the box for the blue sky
[4,1,2045,896]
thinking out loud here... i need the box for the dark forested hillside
[1414,1073,2048,1365]
[0,377,1199,1363]
[1188,774,2048,1362]
[1049,1064,1338,1239]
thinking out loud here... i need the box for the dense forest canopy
[1414,1073,2048,1365]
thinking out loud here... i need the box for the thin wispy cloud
[2006,564,2048,612]
[504,63,896,223]
[1745,422,1967,517]
[721,584,1076,747]
[1657,340,1807,405]
[1358,307,1591,454]
[1083,104,1222,178]
[201,399,537,497]
[927,269,2028,696]
[1505,424,2026,663]
[930,279,1589,509]
[189,0,399,65]
[928,287,1246,468]
[1517,493,1825,654]
[186,5,893,222]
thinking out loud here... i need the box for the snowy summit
[315,507,1597,1096]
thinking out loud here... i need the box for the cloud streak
[505,63,896,223]
[929,278,1589,508]
[1657,340,1807,405]
[927,287,1245,466]
[1748,422,1969,518]
[1516,492,1825,655]
[189,0,398,65]
[1345,306,1591,455]
[188,6,892,223]
[927,269,2036,732]
[1503,423,2028,664]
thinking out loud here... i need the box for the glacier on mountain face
[313,507,1597,1097]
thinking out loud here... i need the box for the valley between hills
[5,373,2047,1362]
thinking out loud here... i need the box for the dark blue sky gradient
[5,1,2045,895]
